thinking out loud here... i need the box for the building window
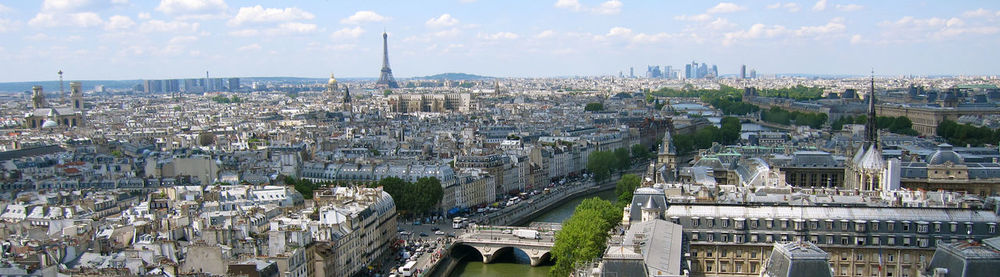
[842,222,849,231]
[826,221,834,230]
[990,224,996,234]
[873,237,880,246]
[722,219,729,228]
[888,237,896,246]
[827,236,835,245]
[750,220,758,229]
[707,250,713,257]
[902,223,910,232]
[721,251,727,257]
[888,223,895,231]
[917,224,928,233]
[903,237,911,246]
[857,253,864,261]
[781,220,788,229]
[934,223,941,233]
[766,219,773,229]
[950,222,957,233]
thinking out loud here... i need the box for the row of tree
[285,176,322,199]
[706,96,760,115]
[584,102,605,111]
[670,116,742,155]
[760,106,828,129]
[210,95,242,104]
[549,197,622,277]
[586,144,653,182]
[369,177,444,217]
[937,120,1000,146]
[759,85,825,100]
[831,115,919,136]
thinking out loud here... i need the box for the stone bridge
[454,224,559,266]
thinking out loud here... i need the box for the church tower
[31,86,48,109]
[70,81,83,111]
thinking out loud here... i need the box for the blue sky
[0,0,998,82]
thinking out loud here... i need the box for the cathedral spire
[865,70,878,145]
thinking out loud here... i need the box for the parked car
[419,232,429,237]
[435,230,445,235]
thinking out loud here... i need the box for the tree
[615,174,641,205]
[550,197,621,277]
[413,177,444,214]
[287,176,321,199]
[630,144,651,160]
[587,151,616,181]
[584,102,604,111]
[613,147,631,170]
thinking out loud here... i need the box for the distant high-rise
[228,78,240,91]
[684,64,692,79]
[629,67,634,78]
[376,31,399,88]
[740,65,747,79]
[750,69,757,79]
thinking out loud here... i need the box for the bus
[399,261,417,277]
[452,217,465,229]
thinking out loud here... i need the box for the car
[419,232,429,237]
[434,230,445,235]
[447,232,456,237]
[431,226,440,231]
[502,229,512,234]
[399,231,411,236]
[413,221,421,226]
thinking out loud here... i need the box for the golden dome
[327,73,338,86]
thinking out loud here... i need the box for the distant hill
[416,73,493,80]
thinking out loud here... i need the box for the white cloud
[105,15,135,30]
[228,5,314,26]
[138,12,151,20]
[139,19,199,33]
[600,27,673,44]
[229,22,316,36]
[478,31,519,40]
[723,18,845,45]
[850,34,864,44]
[878,15,998,42]
[594,0,623,15]
[274,22,316,34]
[0,3,12,13]
[0,18,14,32]
[426,14,459,28]
[812,0,827,11]
[340,11,388,24]
[674,14,712,21]
[962,8,993,18]
[237,43,261,51]
[29,12,104,28]
[41,0,92,12]
[554,0,582,11]
[155,0,228,19]
[432,28,461,37]
[767,2,800,12]
[535,30,556,38]
[228,29,258,36]
[555,0,622,15]
[168,35,198,44]
[835,4,863,12]
[331,26,365,39]
[707,18,736,30]
[708,3,745,14]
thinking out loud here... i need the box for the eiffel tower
[376,31,399,88]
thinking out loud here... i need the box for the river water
[448,189,618,277]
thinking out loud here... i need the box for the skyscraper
[376,31,399,88]
[741,65,747,79]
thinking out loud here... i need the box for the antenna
[58,70,65,103]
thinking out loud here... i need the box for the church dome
[327,74,338,86]
[927,143,964,165]
[41,120,58,128]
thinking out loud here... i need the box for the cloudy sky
[0,0,998,82]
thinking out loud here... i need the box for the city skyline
[1,0,999,82]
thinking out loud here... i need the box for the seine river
[448,189,618,277]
